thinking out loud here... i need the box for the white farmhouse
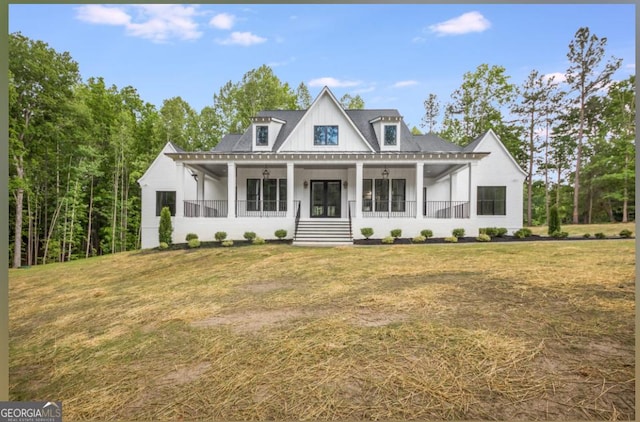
[138,87,526,247]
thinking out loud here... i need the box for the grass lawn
[528,221,635,237]
[9,239,635,420]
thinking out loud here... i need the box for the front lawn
[9,240,635,420]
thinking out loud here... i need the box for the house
[138,87,526,248]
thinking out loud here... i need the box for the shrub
[444,236,458,243]
[158,206,173,245]
[480,227,498,237]
[420,229,433,238]
[275,229,287,239]
[496,227,508,237]
[221,240,234,247]
[551,230,569,239]
[476,234,491,242]
[188,239,201,248]
[452,228,465,238]
[185,233,198,241]
[158,242,169,250]
[252,237,266,245]
[412,235,426,243]
[619,229,633,238]
[390,229,402,238]
[583,233,591,238]
[595,232,606,239]
[215,231,227,242]
[243,231,257,241]
[361,227,374,239]
[514,228,532,239]
[548,205,561,235]
[381,236,395,244]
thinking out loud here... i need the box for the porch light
[303,180,309,189]
[382,167,389,180]
[343,181,348,188]
[262,167,270,180]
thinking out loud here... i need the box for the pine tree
[158,206,173,245]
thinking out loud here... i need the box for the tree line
[8,27,634,267]
[419,27,634,227]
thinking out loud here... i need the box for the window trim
[477,186,506,216]
[256,125,269,146]
[156,191,176,216]
[314,125,339,146]
[383,125,398,146]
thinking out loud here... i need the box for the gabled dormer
[251,116,286,151]
[369,115,402,151]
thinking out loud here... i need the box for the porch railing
[237,200,297,218]
[423,201,470,218]
[184,200,228,217]
[362,201,417,218]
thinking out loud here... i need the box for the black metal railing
[184,200,228,217]
[423,201,470,218]
[362,201,417,218]
[236,200,291,217]
[294,201,302,239]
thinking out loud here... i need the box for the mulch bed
[354,235,628,245]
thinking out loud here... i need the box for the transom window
[256,125,269,146]
[477,186,506,215]
[384,125,397,146]
[314,125,339,145]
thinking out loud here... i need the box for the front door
[311,180,341,218]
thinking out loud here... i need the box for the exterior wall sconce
[303,180,309,188]
[382,167,389,180]
[262,167,270,180]
[343,181,348,188]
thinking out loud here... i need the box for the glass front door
[311,180,342,218]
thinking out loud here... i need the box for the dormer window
[384,125,397,146]
[314,125,339,145]
[256,125,268,146]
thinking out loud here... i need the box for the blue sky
[9,3,636,130]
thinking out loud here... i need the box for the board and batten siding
[279,93,372,152]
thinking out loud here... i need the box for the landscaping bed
[354,234,630,245]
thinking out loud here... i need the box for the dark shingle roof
[212,134,242,152]
[462,132,487,152]
[413,132,463,153]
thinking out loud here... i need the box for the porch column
[175,162,184,218]
[355,162,363,219]
[227,162,236,219]
[449,173,453,219]
[415,162,424,219]
[468,162,477,218]
[286,162,294,218]
[197,171,205,218]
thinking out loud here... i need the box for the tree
[339,93,365,109]
[420,93,440,133]
[158,97,199,150]
[410,126,422,135]
[565,26,622,223]
[9,33,80,268]
[213,65,298,134]
[158,206,173,245]
[295,82,312,109]
[443,64,517,145]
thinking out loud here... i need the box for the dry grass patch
[9,240,635,420]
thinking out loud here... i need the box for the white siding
[279,94,371,152]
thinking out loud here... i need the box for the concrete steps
[293,219,353,246]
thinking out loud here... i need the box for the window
[279,179,287,211]
[263,179,277,211]
[477,186,506,215]
[362,179,373,212]
[314,125,339,145]
[247,179,260,211]
[256,125,268,146]
[374,179,389,212]
[391,179,406,211]
[156,191,176,216]
[384,125,397,146]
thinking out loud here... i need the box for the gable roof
[138,141,180,184]
[464,129,527,175]
[209,87,466,154]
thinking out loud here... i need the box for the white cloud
[308,77,361,88]
[412,36,426,43]
[542,72,567,85]
[392,80,418,88]
[76,4,202,43]
[429,11,491,36]
[209,13,235,30]
[354,85,376,94]
[268,57,296,67]
[216,31,267,46]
